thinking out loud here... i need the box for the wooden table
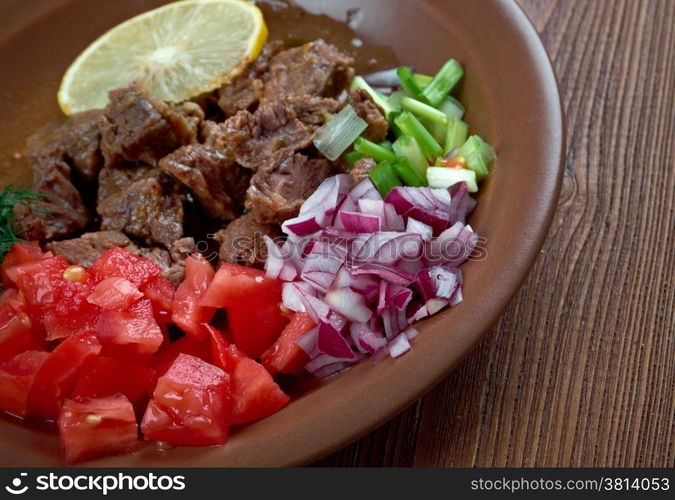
[317,0,675,467]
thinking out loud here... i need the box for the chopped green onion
[379,140,394,150]
[420,59,464,107]
[313,105,368,161]
[458,135,496,180]
[438,96,465,120]
[420,117,448,146]
[390,115,404,138]
[346,150,365,165]
[444,118,469,154]
[394,112,443,160]
[351,76,397,120]
[427,166,478,192]
[397,67,423,97]
[354,137,397,163]
[413,73,433,88]
[368,160,402,198]
[393,157,427,187]
[401,97,448,127]
[393,135,428,174]
[387,91,405,114]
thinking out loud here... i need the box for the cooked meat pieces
[13,159,90,242]
[215,101,313,169]
[159,145,250,220]
[25,110,109,183]
[98,176,184,247]
[162,237,198,284]
[47,231,196,283]
[47,230,134,268]
[250,40,285,76]
[218,77,264,117]
[246,150,335,224]
[216,41,285,117]
[350,156,377,183]
[348,89,389,143]
[215,213,280,268]
[97,164,158,205]
[101,85,203,168]
[286,96,344,131]
[263,41,354,100]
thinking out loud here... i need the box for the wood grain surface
[316,0,675,467]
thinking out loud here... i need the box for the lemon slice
[58,0,267,115]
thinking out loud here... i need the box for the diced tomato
[205,325,233,372]
[0,289,28,320]
[141,354,230,446]
[42,287,100,341]
[200,263,281,308]
[199,263,287,358]
[141,275,176,324]
[1,241,44,289]
[6,256,99,341]
[87,277,143,311]
[26,331,102,420]
[171,255,215,341]
[58,395,138,464]
[227,300,288,360]
[96,299,164,363]
[151,335,211,382]
[261,312,315,376]
[5,256,68,310]
[0,351,49,418]
[0,311,42,364]
[439,156,468,169]
[205,330,289,425]
[72,357,155,405]
[227,347,290,425]
[89,247,161,288]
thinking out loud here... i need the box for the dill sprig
[0,186,47,259]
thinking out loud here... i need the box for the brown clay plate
[0,0,564,466]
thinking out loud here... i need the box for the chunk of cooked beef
[98,176,184,247]
[159,145,250,220]
[215,41,285,117]
[215,213,280,268]
[101,85,203,168]
[286,96,344,131]
[162,237,198,284]
[47,230,133,267]
[350,156,377,183]
[215,101,312,169]
[348,89,389,143]
[97,164,158,204]
[47,231,195,283]
[218,77,264,117]
[251,40,285,76]
[246,150,335,224]
[200,120,230,153]
[25,110,109,182]
[263,41,354,100]
[13,159,90,241]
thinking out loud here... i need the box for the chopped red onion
[339,211,382,233]
[269,174,481,378]
[317,321,356,359]
[325,287,373,323]
[389,332,411,358]
[406,218,434,241]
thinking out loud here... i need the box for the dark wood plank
[316,0,675,467]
